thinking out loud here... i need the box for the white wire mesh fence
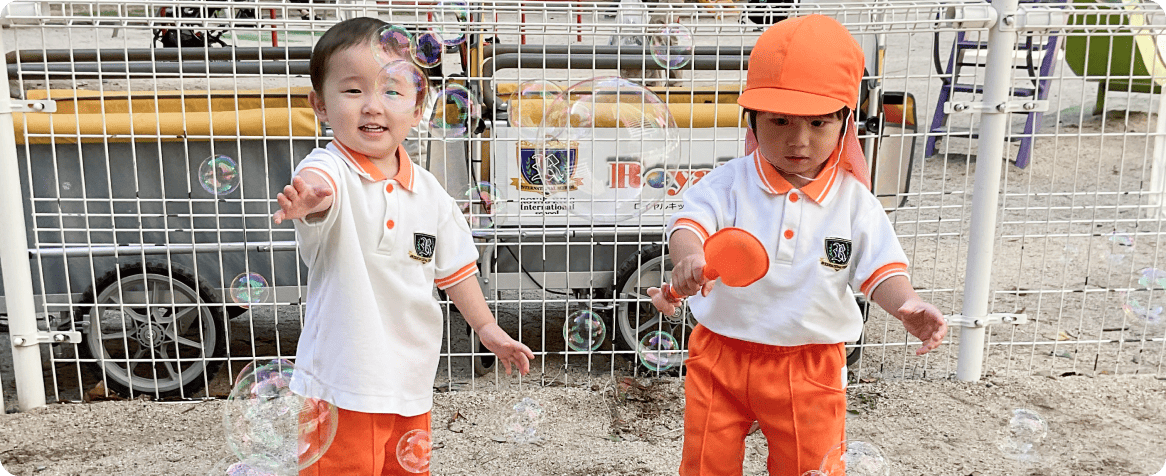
[0,0,1163,405]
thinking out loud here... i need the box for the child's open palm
[273,175,333,224]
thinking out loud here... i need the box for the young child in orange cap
[648,14,948,476]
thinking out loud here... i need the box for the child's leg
[379,412,432,476]
[754,343,847,476]
[679,325,755,476]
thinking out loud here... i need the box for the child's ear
[309,90,328,123]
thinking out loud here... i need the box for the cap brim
[738,88,849,116]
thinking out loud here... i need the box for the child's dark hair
[310,17,393,94]
[310,17,432,110]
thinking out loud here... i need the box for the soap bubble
[206,455,281,476]
[535,77,679,224]
[1138,268,1166,289]
[410,31,443,68]
[507,80,564,129]
[224,360,339,473]
[563,309,606,352]
[819,440,890,476]
[430,0,469,46]
[431,84,479,138]
[999,408,1047,462]
[457,181,502,229]
[375,60,426,115]
[396,429,432,473]
[230,272,270,308]
[1122,299,1164,327]
[649,23,694,70]
[637,330,682,371]
[372,24,412,65]
[501,397,544,443]
[1108,232,1135,248]
[199,155,241,196]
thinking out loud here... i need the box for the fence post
[956,0,1021,382]
[0,31,47,409]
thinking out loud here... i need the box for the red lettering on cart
[608,162,713,195]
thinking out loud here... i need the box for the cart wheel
[849,297,871,367]
[613,245,695,361]
[466,322,497,377]
[78,263,225,399]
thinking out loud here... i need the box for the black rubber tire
[612,244,695,355]
[78,262,226,399]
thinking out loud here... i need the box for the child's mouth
[360,125,386,132]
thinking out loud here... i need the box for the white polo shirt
[289,141,479,416]
[667,152,908,346]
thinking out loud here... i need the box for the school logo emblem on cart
[514,140,581,194]
[821,237,851,271]
[411,233,436,264]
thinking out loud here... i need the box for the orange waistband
[696,324,844,356]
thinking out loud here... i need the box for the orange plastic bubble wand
[655,227,769,305]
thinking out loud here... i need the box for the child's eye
[344,88,361,94]
[811,120,826,127]
[774,118,789,126]
[383,90,401,97]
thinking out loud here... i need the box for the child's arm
[272,172,334,224]
[646,229,710,316]
[445,277,534,375]
[869,276,948,356]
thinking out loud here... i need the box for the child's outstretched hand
[895,298,948,355]
[670,253,714,298]
[272,175,333,224]
[646,286,683,316]
[477,323,535,376]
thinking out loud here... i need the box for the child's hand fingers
[700,280,716,297]
[273,209,285,224]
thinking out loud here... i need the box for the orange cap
[737,14,864,116]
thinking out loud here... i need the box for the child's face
[309,44,423,161]
[755,111,845,187]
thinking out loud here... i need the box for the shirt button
[789,193,799,203]
[385,183,395,193]
[784,229,794,239]
[386,220,395,229]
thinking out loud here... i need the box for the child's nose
[362,94,385,115]
[787,124,812,146]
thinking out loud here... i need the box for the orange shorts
[680,324,847,476]
[300,408,431,476]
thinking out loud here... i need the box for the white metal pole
[1150,93,1166,218]
[0,31,47,409]
[956,0,1021,382]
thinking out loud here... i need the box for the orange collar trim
[331,141,415,191]
[752,150,840,203]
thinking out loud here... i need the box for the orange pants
[680,324,846,476]
[300,408,431,476]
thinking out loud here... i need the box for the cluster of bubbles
[457,181,502,229]
[1122,298,1164,326]
[636,330,682,371]
[523,76,679,224]
[999,408,1048,463]
[230,272,270,308]
[563,309,607,352]
[500,397,544,443]
[817,440,890,476]
[199,154,241,196]
[217,359,338,476]
[395,429,433,473]
[1138,267,1166,289]
[371,10,481,140]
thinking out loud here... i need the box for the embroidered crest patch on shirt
[411,233,436,263]
[821,237,852,270]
